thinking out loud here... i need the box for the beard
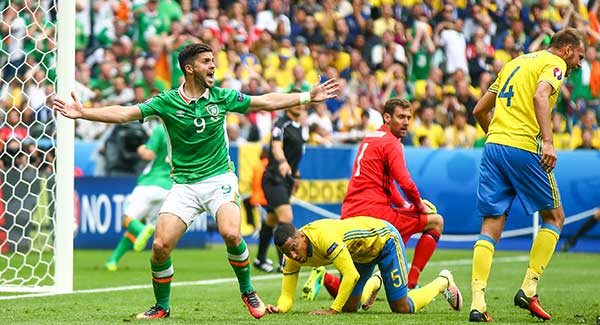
[193,73,211,89]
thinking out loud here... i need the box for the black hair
[177,43,213,74]
[274,224,298,247]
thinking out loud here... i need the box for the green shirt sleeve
[138,93,166,119]
[222,88,251,113]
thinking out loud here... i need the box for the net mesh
[0,0,58,290]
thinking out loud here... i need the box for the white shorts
[160,172,239,227]
[124,185,169,225]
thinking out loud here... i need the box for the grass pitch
[1,244,599,324]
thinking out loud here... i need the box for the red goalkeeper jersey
[341,125,421,218]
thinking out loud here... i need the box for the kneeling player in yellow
[265,217,463,315]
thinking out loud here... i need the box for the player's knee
[540,208,565,227]
[152,239,171,261]
[342,296,361,312]
[389,300,412,313]
[427,214,444,233]
[220,230,242,246]
[277,214,293,224]
[341,305,359,313]
[122,215,131,228]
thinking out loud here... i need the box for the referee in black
[254,89,308,273]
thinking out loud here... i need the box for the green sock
[107,232,134,263]
[151,257,173,310]
[126,217,145,237]
[227,239,253,293]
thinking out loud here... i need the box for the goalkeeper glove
[420,199,438,214]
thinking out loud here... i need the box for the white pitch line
[0,255,528,301]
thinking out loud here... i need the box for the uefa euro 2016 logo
[552,67,563,81]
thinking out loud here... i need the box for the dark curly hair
[177,43,213,73]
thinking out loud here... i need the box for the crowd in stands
[1,0,600,175]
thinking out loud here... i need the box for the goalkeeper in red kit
[302,98,444,308]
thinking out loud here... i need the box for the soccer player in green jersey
[53,43,339,320]
[105,123,172,271]
[469,28,584,322]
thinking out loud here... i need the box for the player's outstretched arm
[473,91,496,133]
[53,91,143,123]
[247,78,339,112]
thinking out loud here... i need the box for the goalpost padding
[0,0,74,293]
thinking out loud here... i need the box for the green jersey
[138,84,251,184]
[137,124,173,190]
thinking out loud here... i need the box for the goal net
[0,0,74,293]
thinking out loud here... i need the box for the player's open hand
[309,309,338,315]
[309,77,339,103]
[265,304,280,314]
[540,142,557,172]
[53,91,84,119]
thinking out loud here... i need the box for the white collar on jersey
[178,83,209,104]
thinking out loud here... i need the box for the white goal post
[54,0,75,294]
[0,0,74,293]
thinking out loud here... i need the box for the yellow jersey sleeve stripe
[343,227,390,239]
[343,228,392,241]
[343,227,389,236]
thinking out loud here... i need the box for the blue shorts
[350,221,410,303]
[477,143,561,217]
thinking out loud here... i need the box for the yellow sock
[471,238,495,312]
[407,277,446,312]
[521,269,541,298]
[522,226,559,297]
[360,273,382,305]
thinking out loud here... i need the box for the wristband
[299,92,311,105]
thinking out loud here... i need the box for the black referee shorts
[262,169,294,213]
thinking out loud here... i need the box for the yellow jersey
[413,123,446,147]
[277,217,399,313]
[487,50,567,154]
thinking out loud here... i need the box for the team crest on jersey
[205,104,220,117]
[553,67,563,80]
[326,242,338,256]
